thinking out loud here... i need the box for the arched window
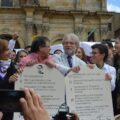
[1,0,13,6]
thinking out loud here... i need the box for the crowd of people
[0,32,120,120]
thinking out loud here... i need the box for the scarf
[0,59,11,80]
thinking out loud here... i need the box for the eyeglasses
[91,52,99,55]
[41,45,50,48]
[20,55,26,58]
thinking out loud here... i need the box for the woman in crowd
[102,41,114,66]
[15,49,28,68]
[91,43,116,115]
[15,50,28,63]
[0,40,18,89]
[9,50,16,62]
[91,43,116,92]
[75,47,87,63]
[0,40,19,120]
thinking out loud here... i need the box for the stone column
[42,24,50,36]
[74,0,82,10]
[24,7,35,45]
[42,17,50,36]
[13,0,19,7]
[79,0,86,10]
[100,18,109,40]
[35,23,43,36]
[26,0,33,5]
[25,21,33,45]
[100,26,108,40]
[0,0,1,6]
[19,0,26,6]
[101,0,107,11]
[73,14,85,40]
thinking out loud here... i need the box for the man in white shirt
[8,33,19,51]
[53,33,86,76]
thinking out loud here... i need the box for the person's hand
[20,88,50,120]
[70,112,80,120]
[0,112,3,120]
[9,73,18,83]
[26,61,37,66]
[9,67,24,83]
[45,60,56,68]
[69,66,80,73]
[105,73,112,81]
[17,67,24,74]
[87,64,94,69]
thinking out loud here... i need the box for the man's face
[115,40,120,55]
[13,34,19,40]
[63,39,76,55]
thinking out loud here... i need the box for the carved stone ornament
[75,26,84,34]
[25,21,33,28]
[35,24,50,33]
[101,27,108,35]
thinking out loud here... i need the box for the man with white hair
[53,33,86,76]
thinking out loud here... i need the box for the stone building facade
[112,13,120,38]
[0,0,113,47]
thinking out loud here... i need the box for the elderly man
[53,33,86,76]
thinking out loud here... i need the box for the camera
[52,103,75,120]
[0,90,25,112]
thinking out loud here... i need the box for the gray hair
[62,33,80,48]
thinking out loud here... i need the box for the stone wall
[0,0,113,48]
[39,0,106,11]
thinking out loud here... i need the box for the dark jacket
[114,54,120,84]
[0,62,16,89]
[0,62,17,120]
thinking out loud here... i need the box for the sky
[107,0,120,13]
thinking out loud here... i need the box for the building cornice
[0,6,114,18]
[97,11,114,16]
[0,7,25,14]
